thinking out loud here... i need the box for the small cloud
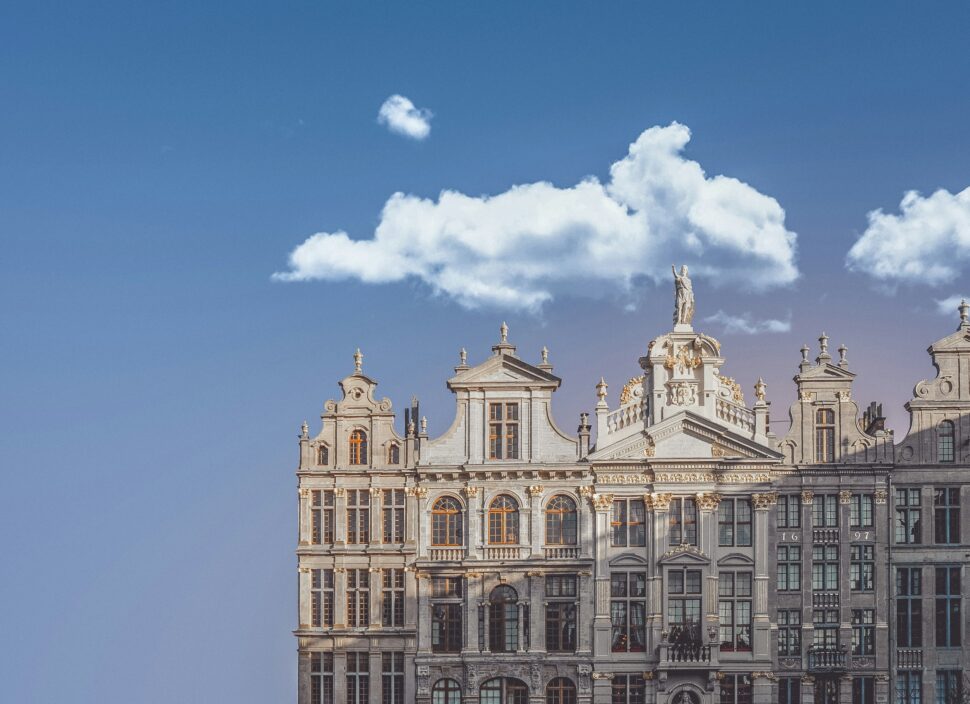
[846,186,970,285]
[935,295,969,315]
[703,310,791,335]
[377,94,432,140]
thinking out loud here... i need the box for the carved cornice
[598,473,651,485]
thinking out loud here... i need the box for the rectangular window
[896,489,922,544]
[382,489,405,543]
[852,609,875,655]
[719,674,753,704]
[545,574,578,653]
[347,569,370,628]
[816,408,836,463]
[718,498,753,546]
[611,675,645,704]
[812,545,839,591]
[310,652,334,704]
[610,572,647,652]
[346,489,370,544]
[777,494,801,528]
[669,497,698,546]
[934,488,960,544]
[896,672,922,704]
[431,603,462,652]
[346,652,369,704]
[432,576,463,598]
[666,568,702,645]
[937,671,962,704]
[488,402,520,460]
[381,652,403,704]
[778,610,802,656]
[311,569,335,627]
[813,494,838,527]
[779,677,801,704]
[896,567,923,647]
[718,572,752,651]
[936,566,962,647]
[312,490,335,544]
[778,545,802,591]
[850,545,875,591]
[812,609,840,649]
[611,498,646,547]
[381,569,404,627]
[851,494,874,527]
[853,677,875,704]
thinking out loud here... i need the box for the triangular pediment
[657,544,710,565]
[931,329,970,352]
[448,354,561,390]
[798,363,856,381]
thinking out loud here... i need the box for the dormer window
[938,420,955,463]
[387,442,400,465]
[488,402,520,460]
[349,429,368,465]
[815,408,835,463]
[317,444,329,466]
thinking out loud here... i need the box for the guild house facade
[294,269,970,704]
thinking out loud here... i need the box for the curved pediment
[609,553,649,567]
[717,552,755,567]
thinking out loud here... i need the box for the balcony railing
[543,546,580,559]
[897,649,924,669]
[812,528,840,543]
[659,640,713,666]
[428,547,465,561]
[812,591,840,608]
[807,647,848,673]
[485,546,526,560]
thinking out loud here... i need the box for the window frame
[895,488,922,545]
[669,497,699,546]
[717,571,752,652]
[545,495,578,546]
[815,407,836,463]
[381,568,404,628]
[610,571,647,652]
[382,489,405,544]
[938,420,955,464]
[349,429,368,466]
[934,488,960,544]
[778,545,802,592]
[487,494,520,545]
[431,496,464,547]
[611,497,646,547]
[718,498,753,546]
[487,402,520,460]
[850,544,875,592]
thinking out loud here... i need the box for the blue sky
[2,2,969,701]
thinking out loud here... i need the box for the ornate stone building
[294,284,970,704]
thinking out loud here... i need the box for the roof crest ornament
[672,264,695,330]
[960,299,969,329]
[500,321,509,343]
[353,347,363,374]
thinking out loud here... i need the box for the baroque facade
[294,288,970,704]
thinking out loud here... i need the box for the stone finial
[754,378,766,403]
[407,419,415,436]
[596,377,608,401]
[818,332,829,355]
[541,346,549,365]
[838,344,848,368]
[420,416,428,434]
[580,411,589,426]
[459,348,467,366]
[800,345,809,362]
[301,420,309,438]
[960,299,969,327]
[353,347,363,374]
[500,321,509,343]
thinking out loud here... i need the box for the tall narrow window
[778,610,801,656]
[812,494,838,527]
[610,572,647,652]
[545,575,577,653]
[719,674,753,704]
[347,569,370,628]
[852,609,875,655]
[895,672,921,704]
[432,679,462,704]
[312,490,335,544]
[382,489,405,543]
[488,495,519,544]
[545,496,578,545]
[936,566,962,647]
[850,494,874,527]
[777,494,801,528]
[938,420,955,463]
[381,652,404,704]
[311,569,334,627]
[896,567,923,647]
[815,679,838,704]
[611,498,646,547]
[934,488,960,544]
[850,545,875,591]
[718,572,752,651]
[545,678,577,704]
[488,402,519,460]
[431,577,462,653]
[346,652,369,704]
[346,489,370,544]
[669,497,698,546]
[310,652,334,704]
[778,545,801,591]
[937,671,962,704]
[852,677,875,704]
[431,497,463,546]
[896,489,922,544]
[812,545,839,591]
[718,498,752,546]
[812,609,840,649]
[666,568,702,646]
[488,585,520,653]
[815,408,835,463]
[387,442,400,465]
[349,430,368,465]
[382,568,404,627]
[778,677,800,704]
[317,444,329,466]
[611,675,645,704]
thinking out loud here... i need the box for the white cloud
[377,94,432,140]
[703,310,791,335]
[273,123,799,311]
[846,186,970,284]
[935,295,969,316]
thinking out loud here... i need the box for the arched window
[545,495,577,545]
[938,420,955,463]
[488,585,520,653]
[545,678,576,704]
[815,408,835,463]
[432,497,464,546]
[433,678,462,704]
[387,442,400,465]
[349,429,368,465]
[480,677,529,704]
[488,495,519,544]
[317,444,329,466]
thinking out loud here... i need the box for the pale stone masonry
[294,292,970,704]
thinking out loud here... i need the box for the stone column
[697,493,722,622]
[465,573,483,653]
[578,570,593,654]
[528,485,544,557]
[752,492,777,657]
[299,488,311,546]
[369,567,382,630]
[529,570,545,653]
[405,568,417,630]
[334,487,347,545]
[517,600,528,652]
[415,574,430,652]
[592,493,614,655]
[370,487,382,545]
[464,486,481,560]
[334,567,347,629]
[405,486,420,552]
[368,652,381,704]
[333,653,347,704]
[579,486,595,559]
[800,675,814,704]
[298,567,311,628]
[651,493,673,645]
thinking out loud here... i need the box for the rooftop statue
[672,264,695,326]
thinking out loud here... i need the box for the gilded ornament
[651,492,673,511]
[839,490,852,504]
[619,375,645,405]
[527,485,545,498]
[752,492,778,510]
[801,490,814,504]
[695,492,722,511]
[592,493,614,510]
[874,489,888,504]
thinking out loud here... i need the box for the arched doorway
[480,677,529,704]
[669,689,700,704]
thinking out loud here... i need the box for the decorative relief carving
[655,472,716,483]
[695,492,722,511]
[800,675,815,685]
[661,543,707,560]
[591,672,615,680]
[836,390,851,402]
[801,490,815,504]
[643,436,656,458]
[664,344,701,374]
[719,375,744,403]
[598,473,651,484]
[711,444,728,458]
[592,493,615,510]
[526,570,544,577]
[299,567,310,574]
[578,664,591,693]
[527,485,545,498]
[578,485,594,499]
[334,487,346,498]
[752,492,778,510]
[462,485,480,498]
[752,672,778,682]
[799,391,815,402]
[369,487,382,496]
[416,665,430,696]
[641,671,656,681]
[667,381,698,406]
[651,492,674,511]
[619,375,645,405]
[299,488,311,498]
[405,486,428,498]
[874,489,888,504]
[839,490,852,505]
